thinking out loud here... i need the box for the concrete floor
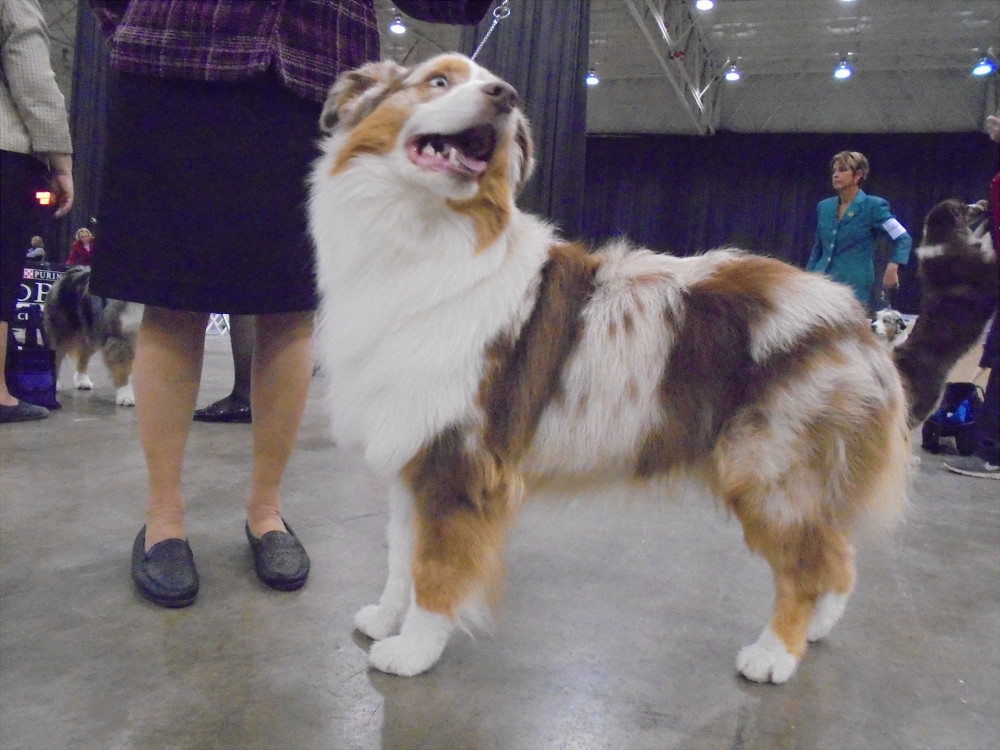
[1,333,998,750]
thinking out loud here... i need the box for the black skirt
[90,71,322,314]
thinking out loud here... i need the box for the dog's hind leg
[733,507,855,684]
[102,334,137,406]
[52,344,71,390]
[355,479,415,641]
[72,341,97,390]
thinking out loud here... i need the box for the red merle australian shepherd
[308,54,998,682]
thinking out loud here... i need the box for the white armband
[882,218,907,240]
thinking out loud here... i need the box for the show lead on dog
[806,151,912,311]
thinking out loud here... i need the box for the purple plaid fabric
[88,0,379,102]
[395,0,492,26]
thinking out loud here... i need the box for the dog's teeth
[422,143,436,157]
[448,147,459,164]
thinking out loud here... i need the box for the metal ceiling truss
[622,0,726,134]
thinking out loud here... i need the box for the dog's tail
[893,199,998,428]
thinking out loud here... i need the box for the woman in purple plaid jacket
[88,0,489,608]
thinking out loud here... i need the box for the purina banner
[17,265,64,325]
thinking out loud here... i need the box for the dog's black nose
[483,81,518,113]
[871,322,878,331]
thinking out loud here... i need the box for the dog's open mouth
[407,124,497,179]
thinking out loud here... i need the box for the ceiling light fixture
[585,69,600,86]
[972,55,997,77]
[724,64,741,82]
[389,14,406,35]
[695,0,715,10]
[833,59,853,80]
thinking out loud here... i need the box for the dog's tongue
[409,142,488,177]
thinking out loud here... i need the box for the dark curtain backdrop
[460,0,590,238]
[582,132,998,312]
[67,0,110,263]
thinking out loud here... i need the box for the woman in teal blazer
[806,151,912,310]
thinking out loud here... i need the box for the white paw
[736,627,798,684]
[354,604,403,641]
[115,384,136,406]
[73,372,93,390]
[366,606,453,677]
[808,592,848,642]
[369,635,442,676]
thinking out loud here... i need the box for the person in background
[88,0,491,608]
[66,226,95,265]
[193,313,254,423]
[26,235,46,262]
[945,111,1000,480]
[0,0,73,424]
[806,151,912,312]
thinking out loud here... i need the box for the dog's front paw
[355,604,402,641]
[366,605,453,677]
[368,634,444,677]
[73,372,93,390]
[115,384,136,406]
[807,592,848,642]
[736,627,798,683]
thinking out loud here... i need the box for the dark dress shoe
[131,526,199,608]
[193,396,251,423]
[0,401,49,423]
[245,520,310,591]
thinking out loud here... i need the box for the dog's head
[921,199,989,246]
[871,308,907,343]
[319,54,535,207]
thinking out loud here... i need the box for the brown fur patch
[403,429,519,616]
[635,257,868,476]
[480,242,600,459]
[446,138,514,252]
[331,103,410,175]
[417,57,471,87]
[694,253,797,303]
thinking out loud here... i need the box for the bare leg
[134,306,208,549]
[245,311,314,537]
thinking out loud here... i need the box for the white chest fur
[310,151,553,473]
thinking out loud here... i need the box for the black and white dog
[42,266,142,406]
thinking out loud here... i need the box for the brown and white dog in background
[42,265,141,406]
[308,53,996,684]
[894,199,997,426]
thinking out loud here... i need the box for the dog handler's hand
[883,262,899,289]
[47,152,74,218]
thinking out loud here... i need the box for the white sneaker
[945,454,1000,479]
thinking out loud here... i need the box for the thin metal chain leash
[470,0,511,61]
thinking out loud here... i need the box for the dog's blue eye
[429,75,449,88]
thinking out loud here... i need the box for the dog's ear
[966,199,989,224]
[320,60,409,133]
[509,111,535,197]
